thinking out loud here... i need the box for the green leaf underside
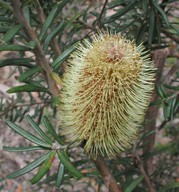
[6,152,51,179]
[152,1,170,26]
[25,115,53,145]
[5,119,51,148]
[158,182,179,192]
[165,84,179,90]
[30,151,56,184]
[56,163,65,187]
[125,176,144,192]
[39,4,59,42]
[52,44,77,71]
[42,116,64,145]
[0,58,34,68]
[7,85,49,94]
[3,146,48,152]
[0,0,12,11]
[148,8,155,44]
[3,24,22,43]
[43,20,64,52]
[0,44,31,51]
[163,97,177,120]
[104,1,138,23]
[57,151,83,178]
[18,66,43,82]
[39,0,70,42]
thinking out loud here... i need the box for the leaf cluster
[0,0,179,191]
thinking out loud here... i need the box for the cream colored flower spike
[59,32,156,158]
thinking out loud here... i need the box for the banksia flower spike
[59,32,156,158]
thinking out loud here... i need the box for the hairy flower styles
[59,32,156,157]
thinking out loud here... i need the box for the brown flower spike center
[105,42,124,63]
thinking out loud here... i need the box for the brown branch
[139,163,154,192]
[143,49,168,174]
[92,156,123,192]
[132,154,154,192]
[10,0,59,97]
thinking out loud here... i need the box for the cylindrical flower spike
[59,32,156,158]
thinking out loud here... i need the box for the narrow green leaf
[0,58,34,68]
[116,18,138,33]
[148,8,155,44]
[22,80,47,88]
[18,66,42,82]
[5,119,51,148]
[107,1,125,9]
[0,44,31,51]
[25,115,53,145]
[57,151,83,178]
[23,6,30,24]
[125,176,144,192]
[163,98,174,121]
[7,152,50,179]
[26,41,37,49]
[0,0,12,11]
[157,84,167,98]
[164,84,179,90]
[103,0,138,24]
[42,116,64,145]
[0,16,14,23]
[39,0,70,42]
[30,150,56,184]
[39,3,59,42]
[158,182,179,192]
[42,173,58,184]
[136,22,147,45]
[43,20,65,52]
[7,85,50,94]
[141,0,147,12]
[152,1,170,26]
[3,146,48,152]
[155,21,162,44]
[52,44,77,71]
[0,27,10,33]
[56,163,65,187]
[169,97,177,120]
[2,24,22,43]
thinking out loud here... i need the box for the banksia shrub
[59,32,156,158]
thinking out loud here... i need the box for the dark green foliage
[3,115,83,185]
[1,0,179,191]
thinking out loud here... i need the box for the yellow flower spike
[59,31,156,158]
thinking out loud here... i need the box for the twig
[92,156,123,192]
[98,0,108,25]
[132,154,154,192]
[10,0,59,97]
[158,120,168,130]
[139,163,154,192]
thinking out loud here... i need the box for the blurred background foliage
[0,0,179,191]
